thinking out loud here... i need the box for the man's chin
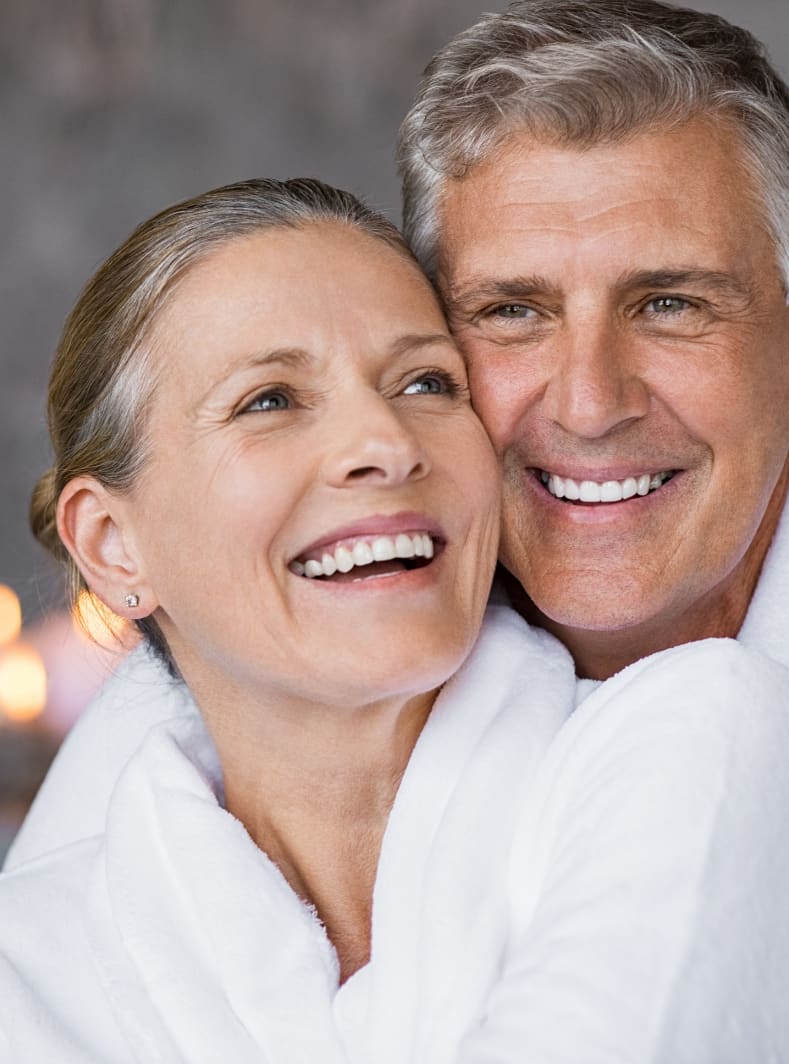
[501,562,661,630]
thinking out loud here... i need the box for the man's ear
[56,477,157,618]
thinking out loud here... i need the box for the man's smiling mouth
[290,532,437,581]
[538,469,675,503]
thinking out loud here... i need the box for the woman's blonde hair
[32,177,413,673]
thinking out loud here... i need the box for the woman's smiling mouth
[290,531,439,581]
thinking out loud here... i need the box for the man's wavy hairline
[398,3,789,292]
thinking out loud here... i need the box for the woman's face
[122,223,500,710]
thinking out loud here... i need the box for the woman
[1,178,789,1064]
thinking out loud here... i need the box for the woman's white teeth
[542,470,672,503]
[395,534,415,558]
[372,538,396,561]
[335,547,354,573]
[291,532,435,578]
[353,542,374,566]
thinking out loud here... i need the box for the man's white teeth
[541,470,672,503]
[290,532,435,578]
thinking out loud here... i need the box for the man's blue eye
[647,296,690,313]
[495,304,534,318]
[247,391,290,412]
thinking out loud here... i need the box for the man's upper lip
[293,512,445,560]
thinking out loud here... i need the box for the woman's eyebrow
[193,348,314,410]
[387,332,456,358]
[240,347,315,370]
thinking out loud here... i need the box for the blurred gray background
[2,0,788,625]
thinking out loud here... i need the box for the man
[397,0,789,682]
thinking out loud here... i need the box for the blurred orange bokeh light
[0,643,47,723]
[74,590,128,646]
[0,585,22,648]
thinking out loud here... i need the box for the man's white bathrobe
[2,594,789,1062]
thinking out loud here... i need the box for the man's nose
[541,317,650,439]
[321,391,431,488]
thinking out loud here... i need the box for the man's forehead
[435,119,773,282]
[445,119,744,205]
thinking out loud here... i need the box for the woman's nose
[321,392,431,488]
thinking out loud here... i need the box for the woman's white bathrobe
[2,607,789,1063]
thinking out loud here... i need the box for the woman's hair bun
[29,468,67,563]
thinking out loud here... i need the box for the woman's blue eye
[404,373,457,396]
[246,391,290,412]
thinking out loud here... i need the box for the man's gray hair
[398,0,789,286]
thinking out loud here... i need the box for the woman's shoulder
[575,635,789,750]
[505,635,789,941]
[601,633,789,696]
[491,638,789,1060]
[4,643,198,871]
[523,636,789,821]
[0,837,97,938]
[0,841,135,1063]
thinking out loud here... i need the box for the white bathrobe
[2,603,789,1063]
[11,493,789,872]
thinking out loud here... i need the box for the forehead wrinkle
[568,192,682,224]
[480,182,676,214]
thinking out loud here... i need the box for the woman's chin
[178,619,478,719]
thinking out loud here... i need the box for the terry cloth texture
[2,608,789,1061]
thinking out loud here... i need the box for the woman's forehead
[145,223,449,390]
[153,224,439,337]
[176,222,419,292]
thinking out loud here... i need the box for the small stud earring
[124,593,140,609]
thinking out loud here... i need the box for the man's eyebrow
[618,269,756,300]
[444,270,757,312]
[443,276,556,312]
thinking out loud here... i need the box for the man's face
[438,119,789,675]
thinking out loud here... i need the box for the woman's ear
[56,477,157,619]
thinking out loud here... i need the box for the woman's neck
[184,671,436,983]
